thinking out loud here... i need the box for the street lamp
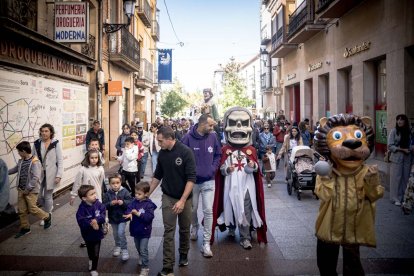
[103,0,135,33]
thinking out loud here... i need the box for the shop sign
[107,80,123,96]
[55,2,89,43]
[343,41,371,58]
[308,61,322,72]
[0,40,86,82]
[286,73,296,81]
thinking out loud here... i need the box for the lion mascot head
[314,114,374,173]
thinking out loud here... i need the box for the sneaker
[88,260,92,271]
[240,239,252,250]
[190,225,198,241]
[80,242,87,248]
[39,220,45,226]
[43,213,52,229]
[157,268,174,276]
[395,201,402,206]
[228,227,235,237]
[178,253,188,266]
[113,246,121,257]
[139,267,150,276]
[201,243,213,258]
[121,249,129,261]
[14,228,31,239]
[267,183,271,188]
[90,271,99,276]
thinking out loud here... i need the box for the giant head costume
[314,113,374,174]
[223,107,253,148]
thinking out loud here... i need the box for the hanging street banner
[158,49,172,83]
[55,2,89,43]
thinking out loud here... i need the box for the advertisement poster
[375,110,387,144]
[0,68,88,205]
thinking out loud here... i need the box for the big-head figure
[211,107,267,248]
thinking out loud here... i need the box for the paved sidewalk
[0,160,413,275]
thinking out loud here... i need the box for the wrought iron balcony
[287,0,325,43]
[151,20,160,41]
[270,25,297,58]
[109,28,140,72]
[316,0,363,19]
[137,0,152,28]
[261,29,271,45]
[135,58,153,88]
[81,34,96,59]
[0,0,37,30]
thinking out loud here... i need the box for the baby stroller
[286,146,319,200]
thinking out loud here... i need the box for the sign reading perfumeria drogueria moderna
[55,2,89,43]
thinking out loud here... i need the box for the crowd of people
[1,109,414,276]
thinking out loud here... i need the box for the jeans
[191,180,215,244]
[317,239,364,276]
[111,222,127,250]
[161,193,192,270]
[18,191,49,229]
[239,191,253,241]
[140,152,149,178]
[38,178,53,213]
[134,237,149,268]
[123,170,138,197]
[86,240,101,271]
[151,151,159,173]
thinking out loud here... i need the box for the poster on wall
[375,110,387,144]
[0,68,88,205]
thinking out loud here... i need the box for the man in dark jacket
[85,120,105,154]
[149,126,196,276]
[181,114,221,258]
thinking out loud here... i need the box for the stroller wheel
[287,180,292,195]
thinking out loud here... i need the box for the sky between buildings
[157,0,260,92]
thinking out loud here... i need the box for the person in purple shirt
[76,185,106,276]
[181,114,221,258]
[124,182,156,276]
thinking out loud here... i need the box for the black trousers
[86,240,101,271]
[317,239,365,276]
[122,170,138,196]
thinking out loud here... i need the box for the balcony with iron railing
[137,0,152,28]
[316,0,363,19]
[135,58,153,88]
[109,28,140,72]
[151,20,160,41]
[287,0,325,44]
[261,29,271,45]
[270,25,297,58]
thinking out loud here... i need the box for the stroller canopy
[290,146,314,163]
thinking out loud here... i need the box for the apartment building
[261,0,414,160]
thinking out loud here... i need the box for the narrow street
[0,161,413,276]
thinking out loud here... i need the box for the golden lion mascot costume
[313,114,384,276]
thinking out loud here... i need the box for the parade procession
[1,0,414,275]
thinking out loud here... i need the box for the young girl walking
[70,149,105,205]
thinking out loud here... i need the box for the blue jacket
[103,187,133,224]
[76,200,106,242]
[181,124,222,184]
[126,198,157,239]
